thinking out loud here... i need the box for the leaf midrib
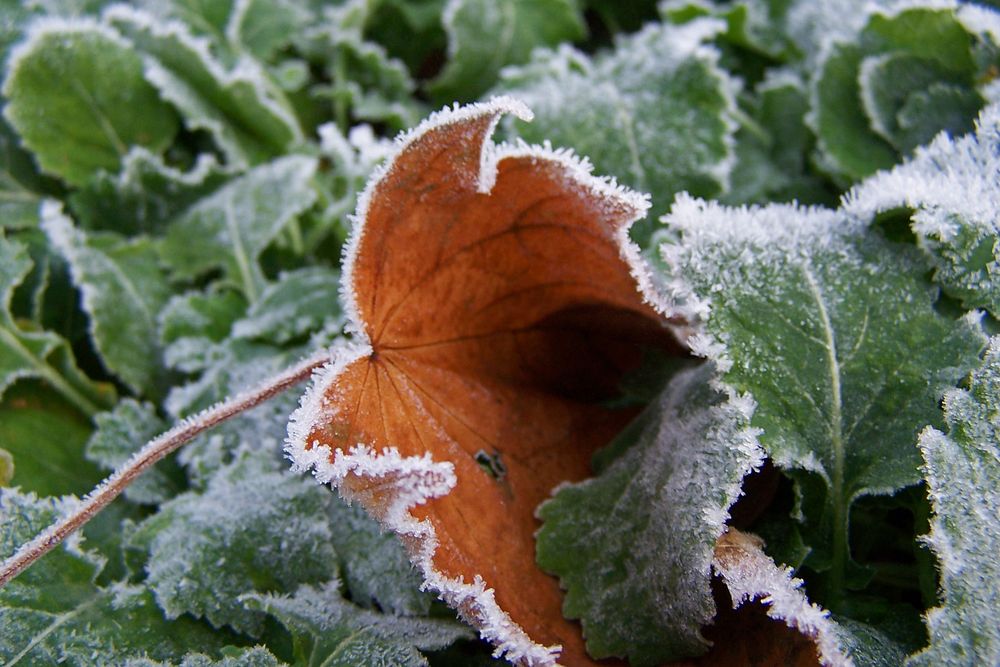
[4,592,103,666]
[803,265,848,595]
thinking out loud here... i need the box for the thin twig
[0,349,331,589]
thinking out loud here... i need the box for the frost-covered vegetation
[1,0,1000,665]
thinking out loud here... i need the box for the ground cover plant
[0,0,999,665]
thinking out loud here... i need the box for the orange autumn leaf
[286,97,681,666]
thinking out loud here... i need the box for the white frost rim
[713,530,853,667]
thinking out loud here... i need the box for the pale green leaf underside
[536,362,763,665]
[2,21,178,186]
[909,336,1000,666]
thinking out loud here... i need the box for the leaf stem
[0,349,330,589]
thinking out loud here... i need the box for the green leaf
[298,4,421,130]
[134,0,312,63]
[69,149,230,236]
[42,202,172,395]
[0,488,230,665]
[243,580,473,667]
[227,0,312,62]
[811,6,991,181]
[0,381,101,496]
[128,451,339,636]
[231,267,342,345]
[0,447,11,486]
[845,102,1000,318]
[159,288,247,350]
[536,362,764,665]
[0,118,47,230]
[429,0,586,103]
[1,18,179,186]
[656,196,986,610]
[160,155,318,300]
[498,19,736,241]
[0,232,113,417]
[326,497,435,617]
[107,5,303,167]
[127,646,285,667]
[893,82,983,155]
[659,0,794,63]
[85,399,179,505]
[724,72,835,207]
[908,336,1000,665]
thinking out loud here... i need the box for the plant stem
[0,349,330,589]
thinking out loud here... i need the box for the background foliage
[1,0,999,665]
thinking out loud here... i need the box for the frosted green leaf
[160,155,318,300]
[165,335,306,418]
[128,451,338,636]
[811,6,992,181]
[326,497,435,617]
[1,18,178,186]
[0,233,113,417]
[243,581,473,667]
[85,399,179,505]
[127,646,285,667]
[907,336,1000,666]
[724,71,835,206]
[107,5,302,167]
[498,19,736,240]
[226,0,311,62]
[0,488,228,665]
[299,4,420,130]
[429,0,585,103]
[656,196,986,605]
[134,0,311,62]
[0,381,101,496]
[159,288,247,351]
[536,362,764,665]
[231,267,342,344]
[173,364,300,486]
[659,0,794,62]
[41,202,171,395]
[69,149,230,235]
[845,102,1000,318]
